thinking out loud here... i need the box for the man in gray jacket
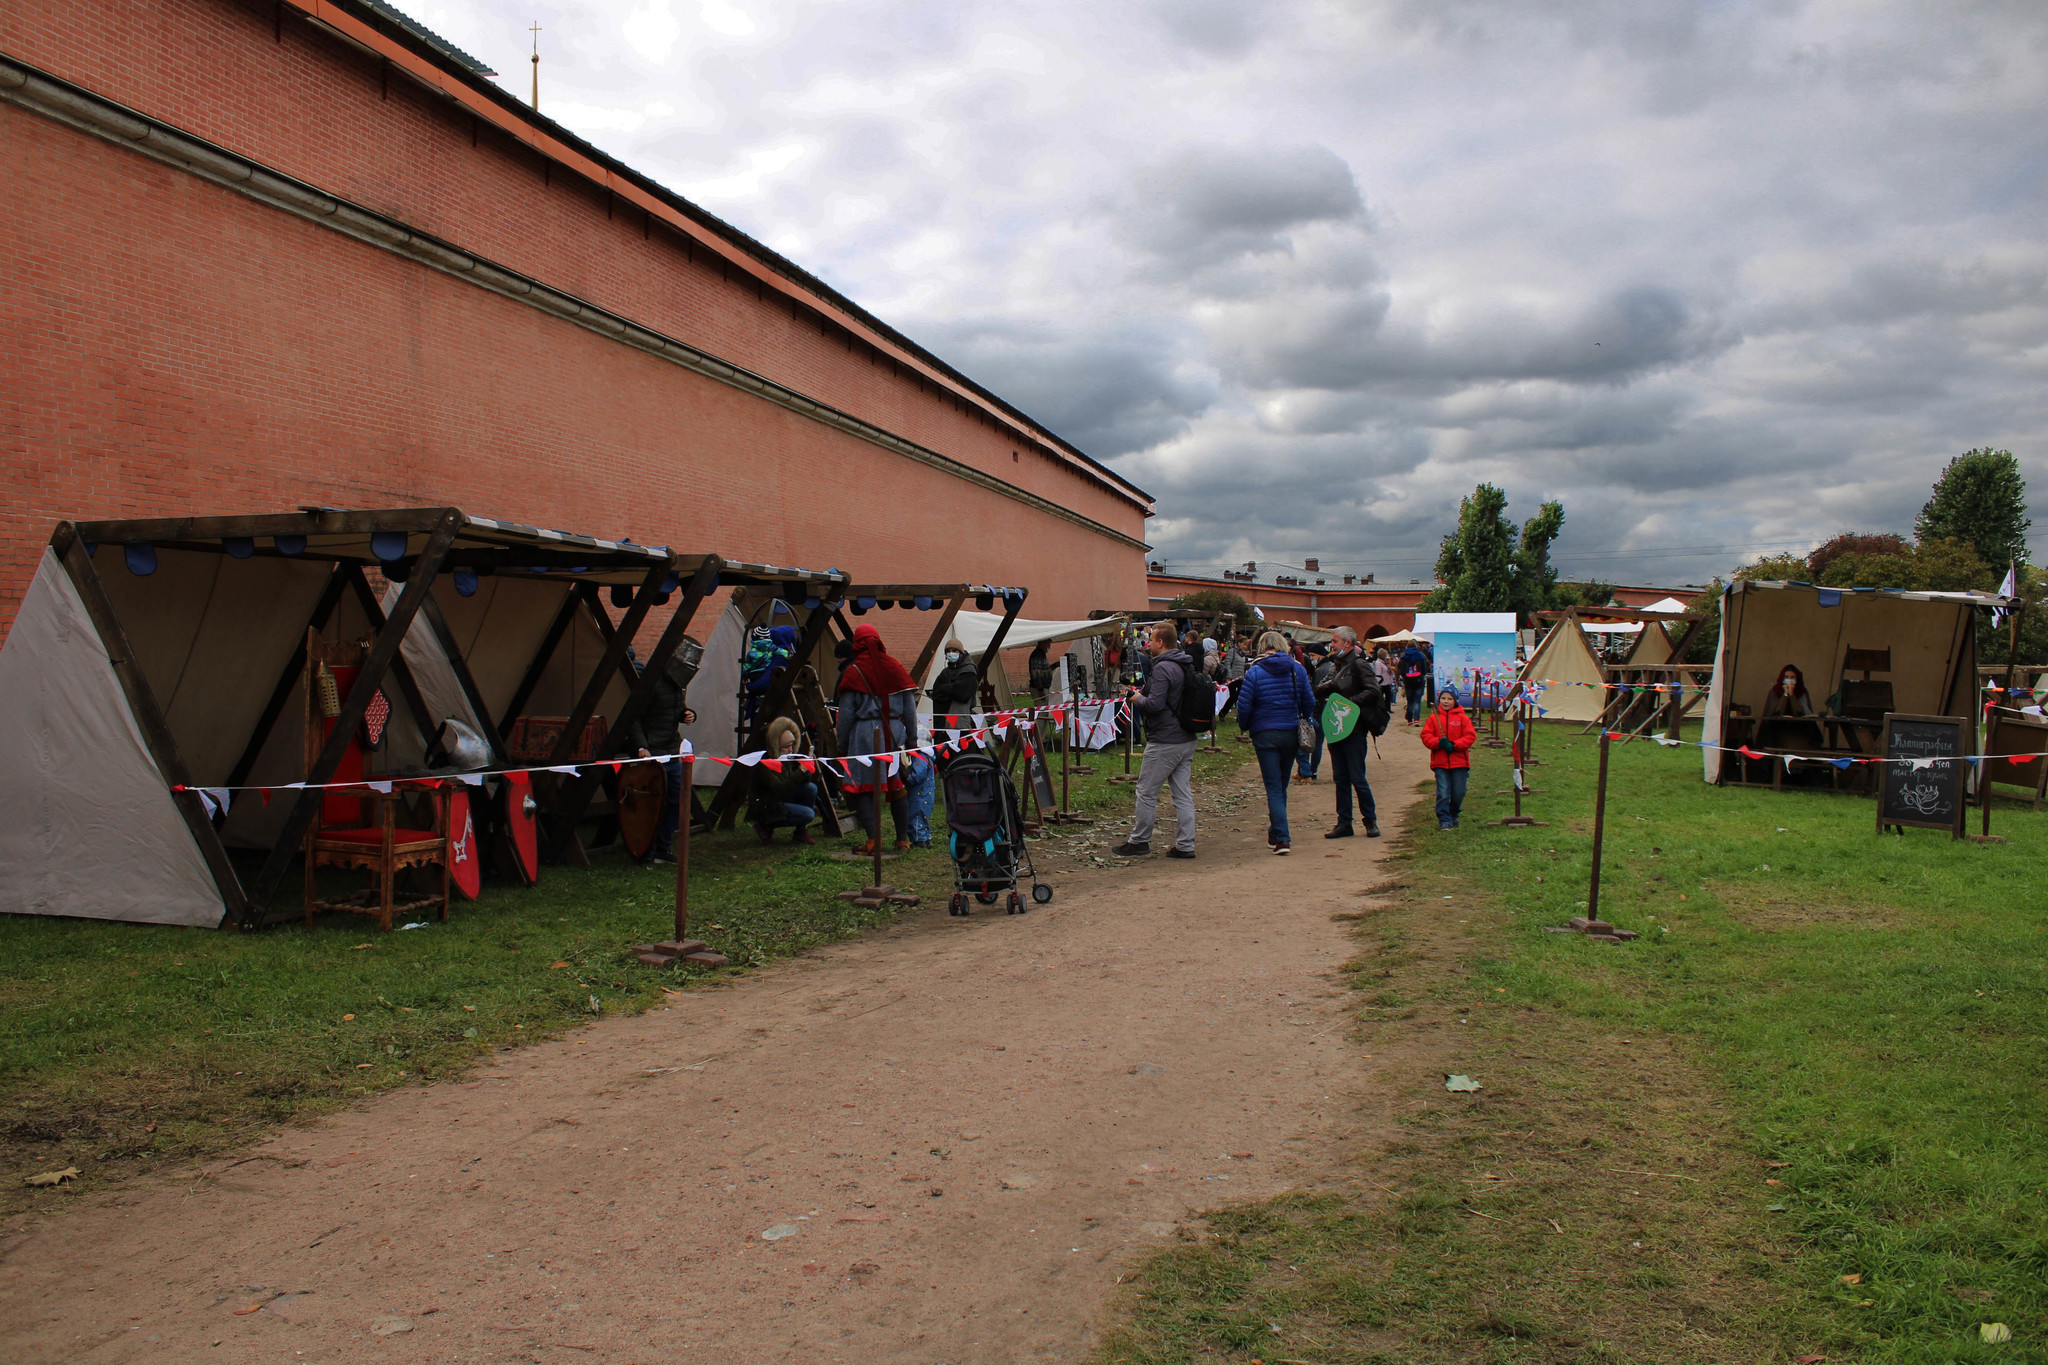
[1113,622,1198,859]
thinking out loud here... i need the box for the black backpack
[1361,683,1393,738]
[1169,657,1216,733]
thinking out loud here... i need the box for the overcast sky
[412,0,2048,586]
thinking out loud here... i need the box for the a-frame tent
[1519,610,1610,723]
[694,583,1027,829]
[0,509,704,928]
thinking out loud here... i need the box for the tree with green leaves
[1428,483,1518,614]
[1510,500,1566,623]
[1916,448,2030,570]
[1165,586,1253,632]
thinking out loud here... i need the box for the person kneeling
[1420,687,1476,829]
[749,717,820,845]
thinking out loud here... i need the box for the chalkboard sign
[1876,713,1970,837]
[1027,716,1059,815]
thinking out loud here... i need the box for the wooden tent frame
[54,508,696,927]
[549,559,850,850]
[699,584,1027,829]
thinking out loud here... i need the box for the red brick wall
[0,0,1149,649]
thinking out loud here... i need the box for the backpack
[1361,683,1393,738]
[742,627,781,683]
[1168,657,1216,733]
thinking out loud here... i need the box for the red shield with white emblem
[503,771,540,885]
[448,787,481,899]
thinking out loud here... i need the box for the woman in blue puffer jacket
[1235,630,1319,854]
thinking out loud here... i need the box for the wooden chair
[303,629,450,931]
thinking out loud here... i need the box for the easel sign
[1875,713,1970,838]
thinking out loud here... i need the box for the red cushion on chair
[316,827,443,849]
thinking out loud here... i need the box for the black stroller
[941,751,1052,916]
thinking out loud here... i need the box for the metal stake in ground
[1586,729,1612,920]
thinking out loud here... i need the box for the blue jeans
[1250,730,1300,843]
[654,758,683,855]
[761,780,819,834]
[1403,683,1424,722]
[1328,735,1376,829]
[1296,726,1323,777]
[1435,767,1469,826]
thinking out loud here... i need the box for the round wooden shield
[503,771,540,885]
[448,787,482,900]
[616,763,665,861]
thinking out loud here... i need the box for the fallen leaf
[24,1167,79,1187]
[1444,1074,1482,1092]
[233,1303,267,1315]
[1953,1288,1995,1303]
[1840,1273,1861,1285]
[1982,1323,2012,1344]
[462,1005,476,1012]
[356,1063,374,1069]
[349,944,371,950]
[1766,1178,1782,1186]
[1794,1355,1826,1363]
[760,1223,801,1241]
[341,1014,355,1022]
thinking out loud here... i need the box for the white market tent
[1519,614,1610,723]
[919,611,1127,711]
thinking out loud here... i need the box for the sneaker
[1274,841,1291,855]
[1440,822,1454,831]
[1112,841,1151,857]
[1324,825,1353,840]
[1166,848,1197,859]
[1266,828,1278,849]
[646,849,675,865]
[1365,824,1382,838]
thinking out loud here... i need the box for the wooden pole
[1059,705,1071,814]
[1587,728,1612,922]
[673,754,693,941]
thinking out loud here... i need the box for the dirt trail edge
[1,737,1430,1364]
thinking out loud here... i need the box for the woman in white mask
[929,637,980,724]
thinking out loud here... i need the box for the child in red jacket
[1419,687,1477,829]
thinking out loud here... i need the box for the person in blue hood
[1234,629,1319,854]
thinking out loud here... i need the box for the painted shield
[448,787,482,900]
[503,771,540,885]
[615,763,665,861]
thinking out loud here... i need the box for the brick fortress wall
[0,0,1151,659]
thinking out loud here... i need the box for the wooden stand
[632,757,730,967]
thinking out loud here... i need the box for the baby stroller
[941,751,1052,916]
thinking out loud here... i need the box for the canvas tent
[1702,579,2010,783]
[920,611,1123,711]
[0,510,702,928]
[1519,612,1610,723]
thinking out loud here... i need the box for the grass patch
[1099,723,2048,1363]
[4,735,1241,1211]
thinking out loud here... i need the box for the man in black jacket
[1113,622,1198,859]
[1312,626,1383,839]
[630,648,698,864]
[929,637,980,721]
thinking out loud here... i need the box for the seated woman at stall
[1756,662,1823,748]
[748,717,820,845]
[835,624,920,854]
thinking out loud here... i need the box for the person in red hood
[1419,686,1477,829]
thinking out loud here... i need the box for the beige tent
[0,510,715,928]
[919,611,1124,709]
[1702,579,2008,783]
[1519,614,1609,723]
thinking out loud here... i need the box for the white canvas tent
[919,611,1127,712]
[1519,615,1610,723]
[1702,579,2009,782]
[0,510,706,928]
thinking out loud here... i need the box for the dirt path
[1,737,1432,1364]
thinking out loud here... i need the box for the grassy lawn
[1098,722,2048,1364]
[3,730,1237,1211]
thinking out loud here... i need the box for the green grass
[1,817,953,1208]
[3,731,1236,1210]
[1098,722,2048,1364]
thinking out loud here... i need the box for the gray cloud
[423,0,2048,584]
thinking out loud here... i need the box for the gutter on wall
[0,53,1148,555]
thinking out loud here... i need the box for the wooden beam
[545,564,668,766]
[343,564,441,752]
[72,509,451,544]
[976,591,1028,677]
[496,585,582,739]
[247,513,460,920]
[414,587,514,768]
[50,524,249,927]
[547,557,722,849]
[225,565,349,790]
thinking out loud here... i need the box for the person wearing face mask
[930,638,980,724]
[1420,686,1477,829]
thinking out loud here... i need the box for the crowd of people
[632,610,1476,868]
